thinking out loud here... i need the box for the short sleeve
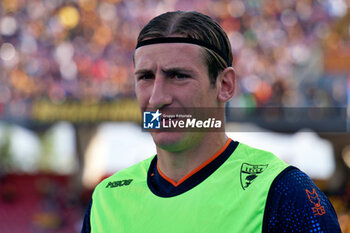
[263,166,341,233]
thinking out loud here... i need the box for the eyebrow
[134,67,195,76]
[161,68,194,76]
[134,69,153,75]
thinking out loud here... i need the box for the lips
[161,116,179,125]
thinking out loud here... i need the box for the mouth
[161,116,179,124]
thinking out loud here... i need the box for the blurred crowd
[0,0,349,112]
[1,1,350,231]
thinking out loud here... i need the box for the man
[82,11,341,232]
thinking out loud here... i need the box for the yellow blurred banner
[32,99,141,123]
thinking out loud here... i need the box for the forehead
[134,43,206,71]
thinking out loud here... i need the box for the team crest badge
[240,163,268,190]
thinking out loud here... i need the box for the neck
[156,132,228,183]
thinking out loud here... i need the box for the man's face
[134,43,220,151]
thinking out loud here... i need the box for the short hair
[137,11,233,85]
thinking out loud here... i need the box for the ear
[216,67,235,102]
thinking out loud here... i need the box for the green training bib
[91,142,288,233]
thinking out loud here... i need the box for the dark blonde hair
[137,11,233,85]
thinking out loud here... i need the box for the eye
[171,72,189,80]
[137,74,154,80]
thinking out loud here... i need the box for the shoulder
[234,142,288,173]
[263,166,341,233]
[94,155,155,192]
[236,142,284,162]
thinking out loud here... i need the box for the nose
[148,75,172,109]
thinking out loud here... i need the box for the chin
[151,131,202,153]
[151,131,184,150]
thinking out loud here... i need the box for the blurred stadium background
[0,0,350,232]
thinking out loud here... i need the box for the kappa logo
[240,163,268,190]
[105,179,133,188]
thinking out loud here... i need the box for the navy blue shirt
[81,141,341,233]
